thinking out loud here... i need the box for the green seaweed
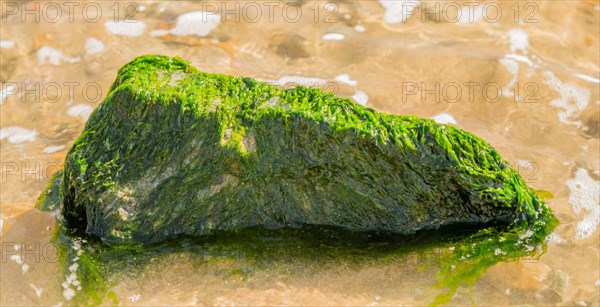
[47,210,555,305]
[431,204,557,305]
[36,169,62,211]
[42,55,557,305]
[62,55,549,246]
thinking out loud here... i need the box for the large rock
[61,55,548,246]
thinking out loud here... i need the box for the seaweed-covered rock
[61,55,549,246]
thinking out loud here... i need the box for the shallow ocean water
[1,0,599,305]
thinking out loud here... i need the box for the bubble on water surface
[0,126,37,144]
[352,90,369,106]
[37,46,80,65]
[543,71,591,127]
[431,113,457,125]
[378,0,421,24]
[0,40,15,48]
[334,74,358,87]
[85,38,105,56]
[170,11,221,37]
[43,145,66,154]
[67,104,94,120]
[322,33,345,41]
[274,75,327,87]
[104,21,146,37]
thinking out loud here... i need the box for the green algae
[61,55,548,246]
[36,170,62,211]
[42,171,556,305]
[39,55,558,305]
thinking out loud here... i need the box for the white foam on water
[10,254,23,265]
[9,253,30,275]
[62,239,84,301]
[170,11,221,37]
[458,4,484,23]
[0,40,15,48]
[508,28,529,54]
[129,294,141,302]
[37,46,81,65]
[276,76,327,87]
[43,145,65,154]
[500,58,519,97]
[573,74,600,84]
[547,233,567,245]
[30,283,43,298]
[378,0,420,24]
[104,21,146,37]
[334,74,358,87]
[431,113,457,125]
[0,126,37,144]
[543,71,590,127]
[566,168,600,240]
[63,288,75,301]
[354,25,366,32]
[84,38,104,56]
[498,29,535,96]
[505,54,535,67]
[322,33,345,41]
[149,29,170,37]
[67,104,94,120]
[352,90,369,106]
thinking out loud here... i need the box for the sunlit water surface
[1,0,599,305]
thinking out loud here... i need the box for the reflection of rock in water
[0,209,62,306]
[582,116,599,139]
[269,33,311,60]
[535,269,568,304]
[0,44,20,82]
